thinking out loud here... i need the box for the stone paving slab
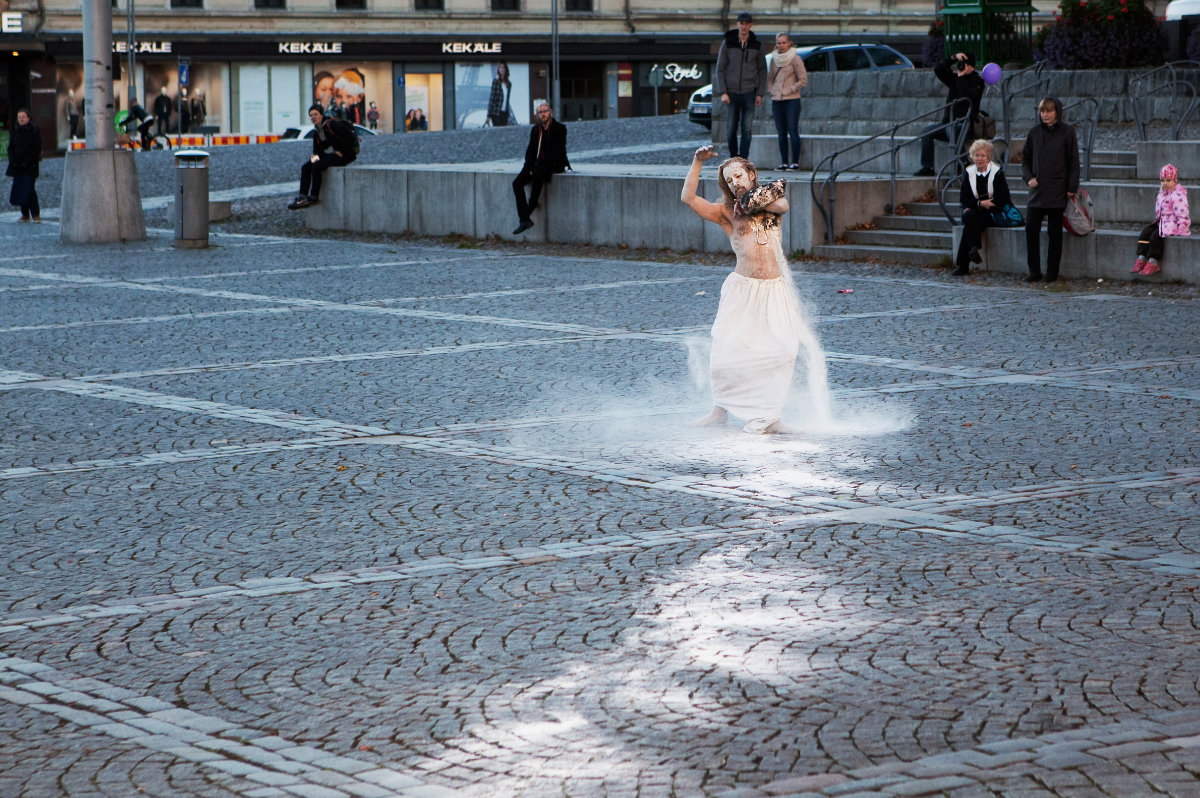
[0,220,1197,797]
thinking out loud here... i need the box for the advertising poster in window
[454,62,529,129]
[313,63,392,131]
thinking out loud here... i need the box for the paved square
[1,223,1198,797]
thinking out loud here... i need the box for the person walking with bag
[767,32,807,171]
[1132,163,1190,276]
[7,108,42,223]
[953,139,1014,276]
[1021,97,1079,282]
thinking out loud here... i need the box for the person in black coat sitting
[511,103,569,235]
[287,105,359,210]
[954,138,1011,276]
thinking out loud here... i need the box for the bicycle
[115,108,173,152]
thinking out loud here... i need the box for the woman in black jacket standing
[1021,97,1079,282]
[6,108,42,223]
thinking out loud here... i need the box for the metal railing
[936,96,1099,226]
[1130,60,1200,141]
[997,62,1050,161]
[809,98,969,244]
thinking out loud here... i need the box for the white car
[1165,0,1200,18]
[279,122,376,141]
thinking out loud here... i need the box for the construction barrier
[167,134,207,148]
[210,134,252,147]
[66,132,291,150]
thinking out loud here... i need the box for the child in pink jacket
[1133,163,1190,275]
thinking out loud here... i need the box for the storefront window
[403,73,444,132]
[313,62,392,130]
[453,61,529,129]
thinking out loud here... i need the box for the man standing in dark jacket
[714,12,767,159]
[287,105,359,210]
[914,52,984,176]
[1021,96,1079,282]
[512,102,569,235]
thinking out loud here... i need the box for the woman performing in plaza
[681,144,824,434]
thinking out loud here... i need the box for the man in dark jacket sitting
[914,51,984,176]
[512,102,569,234]
[288,105,358,210]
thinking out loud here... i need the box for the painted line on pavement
[0,656,458,797]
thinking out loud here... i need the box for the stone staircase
[810,150,1138,265]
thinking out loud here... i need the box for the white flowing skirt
[709,272,802,433]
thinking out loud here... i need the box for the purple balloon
[982,62,1002,85]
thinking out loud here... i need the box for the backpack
[328,118,360,156]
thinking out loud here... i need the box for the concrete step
[1089,163,1138,180]
[1094,149,1137,165]
[845,228,952,249]
[812,243,951,266]
[873,214,954,232]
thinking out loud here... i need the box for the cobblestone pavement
[1,213,1198,798]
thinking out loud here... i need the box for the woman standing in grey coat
[1021,97,1079,282]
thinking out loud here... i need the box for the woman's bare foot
[688,407,728,427]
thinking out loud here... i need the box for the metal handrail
[998,62,1050,163]
[935,97,1098,228]
[1061,97,1099,182]
[809,97,970,244]
[1129,61,1200,141]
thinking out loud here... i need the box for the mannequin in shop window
[153,87,172,136]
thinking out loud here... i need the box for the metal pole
[126,0,136,112]
[82,0,115,149]
[551,0,560,116]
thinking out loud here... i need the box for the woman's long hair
[495,62,511,87]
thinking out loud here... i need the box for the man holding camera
[914,51,984,177]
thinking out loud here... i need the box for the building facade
[7,0,975,151]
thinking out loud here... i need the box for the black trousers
[513,168,551,223]
[1025,206,1065,278]
[956,207,993,267]
[1136,222,1165,261]
[299,152,354,199]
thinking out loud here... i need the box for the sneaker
[913,167,935,177]
[951,266,970,276]
[1132,257,1146,273]
[1140,260,1160,275]
[287,196,311,210]
[789,163,800,171]
[512,220,534,235]
[17,216,30,223]
[777,164,790,171]
[32,217,41,224]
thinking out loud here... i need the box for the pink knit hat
[1160,163,1178,182]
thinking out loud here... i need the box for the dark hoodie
[1021,97,1079,209]
[714,29,767,97]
